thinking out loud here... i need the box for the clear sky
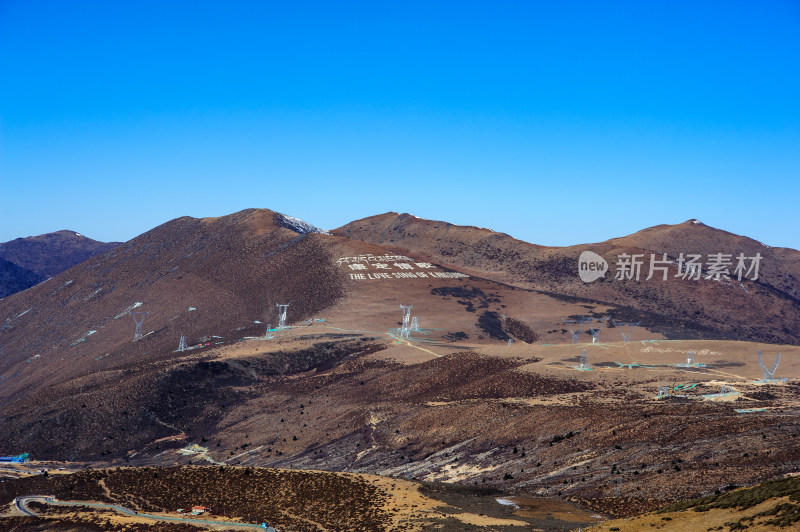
[1,1,798,249]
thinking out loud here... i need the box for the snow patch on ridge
[275,213,329,235]
[114,302,143,319]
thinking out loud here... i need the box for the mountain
[0,229,120,279]
[334,213,800,344]
[0,208,597,459]
[1,208,798,515]
[0,258,44,299]
[0,210,347,401]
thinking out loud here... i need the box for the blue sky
[1,1,798,248]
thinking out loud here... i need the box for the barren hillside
[335,214,800,344]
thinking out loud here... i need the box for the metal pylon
[757,349,782,381]
[579,348,589,369]
[614,321,640,342]
[276,304,289,330]
[132,311,149,341]
[400,305,413,339]
[563,317,591,344]
[589,317,606,343]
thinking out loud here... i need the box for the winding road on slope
[11,495,277,531]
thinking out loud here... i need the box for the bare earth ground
[4,326,795,530]
[196,327,800,517]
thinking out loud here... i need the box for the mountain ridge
[334,212,800,345]
[1,207,798,509]
[0,229,121,299]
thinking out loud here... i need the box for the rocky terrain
[0,208,798,531]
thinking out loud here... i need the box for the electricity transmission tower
[178,335,187,351]
[677,350,696,367]
[757,349,785,382]
[410,317,420,331]
[576,348,591,370]
[588,317,607,343]
[132,311,149,341]
[614,320,640,342]
[399,305,413,338]
[563,317,591,344]
[265,324,274,340]
[276,304,289,330]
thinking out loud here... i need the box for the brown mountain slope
[334,214,800,344]
[0,209,347,402]
[0,208,614,461]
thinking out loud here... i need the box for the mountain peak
[51,229,87,238]
[275,213,329,235]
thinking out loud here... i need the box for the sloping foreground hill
[0,230,121,280]
[0,466,393,531]
[0,465,598,531]
[335,214,800,345]
[591,475,800,531]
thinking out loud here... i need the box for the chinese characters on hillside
[336,254,469,281]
